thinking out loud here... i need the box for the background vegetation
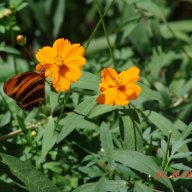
[1,0,192,191]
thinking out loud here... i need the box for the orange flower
[35,38,86,92]
[96,67,141,106]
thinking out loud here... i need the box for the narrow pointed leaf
[94,176,107,192]
[100,123,114,163]
[119,115,143,151]
[40,118,57,162]
[0,153,61,192]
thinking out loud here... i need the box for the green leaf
[72,71,100,92]
[135,181,153,192]
[78,119,98,130]
[173,152,192,159]
[85,34,116,55]
[16,115,26,130]
[52,0,65,37]
[48,89,59,112]
[119,115,143,151]
[161,20,192,33]
[100,122,114,163]
[40,118,57,162]
[145,111,180,139]
[136,1,165,21]
[43,162,62,173]
[170,163,192,171]
[129,20,151,55]
[179,122,192,140]
[114,150,173,191]
[116,13,140,46]
[94,177,107,192]
[114,162,140,179]
[161,26,190,42]
[73,180,127,192]
[79,166,104,178]
[15,2,28,12]
[0,153,61,192]
[0,112,11,127]
[88,105,119,118]
[171,139,192,155]
[57,96,97,143]
[0,46,20,55]
[138,82,161,101]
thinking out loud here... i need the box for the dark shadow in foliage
[142,100,159,111]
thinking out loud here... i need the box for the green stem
[162,131,172,170]
[56,88,72,127]
[96,0,116,69]
[85,0,115,52]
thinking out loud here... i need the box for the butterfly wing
[3,71,45,111]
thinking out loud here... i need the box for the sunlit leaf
[114,150,173,191]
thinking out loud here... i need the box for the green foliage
[0,152,61,192]
[1,0,192,192]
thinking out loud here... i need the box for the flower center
[113,77,125,91]
[53,55,65,67]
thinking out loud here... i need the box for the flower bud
[31,131,37,137]
[16,35,26,46]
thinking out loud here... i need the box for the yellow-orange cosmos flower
[96,67,141,106]
[35,38,86,92]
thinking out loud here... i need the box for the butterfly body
[3,71,45,111]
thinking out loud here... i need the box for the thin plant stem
[85,0,115,52]
[96,0,116,69]
[162,131,172,170]
[56,88,72,127]
[0,118,49,141]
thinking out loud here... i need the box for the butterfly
[3,71,45,111]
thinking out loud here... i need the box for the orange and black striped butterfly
[3,71,45,111]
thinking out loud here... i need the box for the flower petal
[119,66,140,84]
[53,38,71,56]
[97,87,117,105]
[115,91,130,106]
[45,66,59,79]
[125,84,141,100]
[101,68,118,85]
[36,63,55,78]
[64,44,85,58]
[65,56,86,67]
[36,46,56,63]
[99,82,109,92]
[64,67,82,82]
[59,76,71,91]
[96,94,105,104]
